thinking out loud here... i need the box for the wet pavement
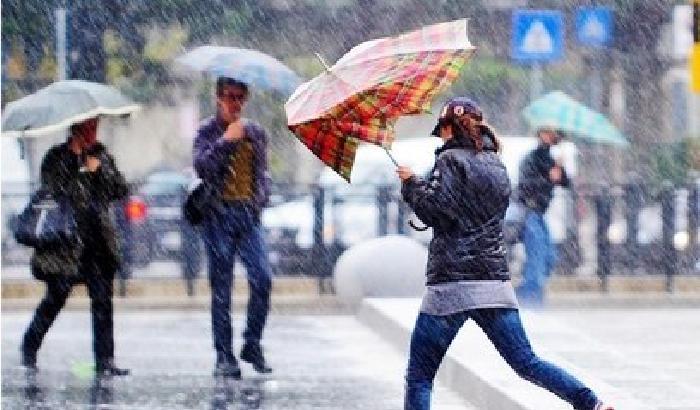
[361,299,700,410]
[1,311,472,409]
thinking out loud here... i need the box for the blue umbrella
[175,46,302,95]
[1,80,140,138]
[523,91,628,146]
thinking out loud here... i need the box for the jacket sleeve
[93,149,129,201]
[401,155,461,230]
[193,124,238,184]
[517,152,551,193]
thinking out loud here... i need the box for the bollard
[595,186,612,292]
[660,181,676,292]
[377,185,391,236]
[312,185,332,294]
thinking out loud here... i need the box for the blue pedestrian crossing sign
[512,10,564,63]
[576,6,613,47]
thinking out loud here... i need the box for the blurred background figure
[514,127,570,306]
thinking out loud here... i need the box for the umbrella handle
[383,147,398,167]
[408,219,429,231]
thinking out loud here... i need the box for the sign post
[691,0,700,93]
[576,6,613,111]
[511,10,564,101]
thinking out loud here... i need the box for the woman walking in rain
[20,117,130,377]
[397,97,613,410]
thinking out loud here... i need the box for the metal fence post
[397,199,407,235]
[377,185,390,236]
[595,186,612,292]
[623,181,642,272]
[661,181,676,292]
[689,181,699,269]
[312,185,332,294]
[116,197,131,298]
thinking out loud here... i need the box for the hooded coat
[401,129,511,285]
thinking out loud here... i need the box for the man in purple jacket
[193,77,272,378]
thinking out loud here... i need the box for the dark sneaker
[240,343,272,374]
[96,360,130,377]
[595,403,615,410]
[214,361,242,379]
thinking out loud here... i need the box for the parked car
[1,138,32,267]
[121,170,202,280]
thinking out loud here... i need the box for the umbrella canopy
[1,80,140,138]
[285,19,475,181]
[175,46,302,95]
[522,91,628,146]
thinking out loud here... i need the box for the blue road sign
[512,10,564,63]
[576,6,613,47]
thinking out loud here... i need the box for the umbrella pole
[383,147,399,167]
[314,53,331,71]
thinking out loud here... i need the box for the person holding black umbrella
[20,117,130,377]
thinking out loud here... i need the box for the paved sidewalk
[2,311,473,409]
[358,298,700,410]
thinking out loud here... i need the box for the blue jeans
[202,203,272,364]
[405,309,599,410]
[517,211,557,305]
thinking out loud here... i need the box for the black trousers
[21,248,116,366]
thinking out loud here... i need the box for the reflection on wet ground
[2,312,471,409]
[8,370,267,409]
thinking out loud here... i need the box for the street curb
[1,276,322,299]
[1,294,352,314]
[546,274,700,293]
[357,298,654,410]
[546,292,700,308]
[5,274,700,300]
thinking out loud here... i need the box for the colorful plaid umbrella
[523,91,628,146]
[285,19,476,181]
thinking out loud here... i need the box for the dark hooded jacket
[32,141,128,279]
[515,144,570,213]
[401,129,512,285]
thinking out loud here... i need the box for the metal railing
[2,179,699,295]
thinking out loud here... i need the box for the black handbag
[183,179,218,225]
[14,189,80,249]
[14,189,83,280]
